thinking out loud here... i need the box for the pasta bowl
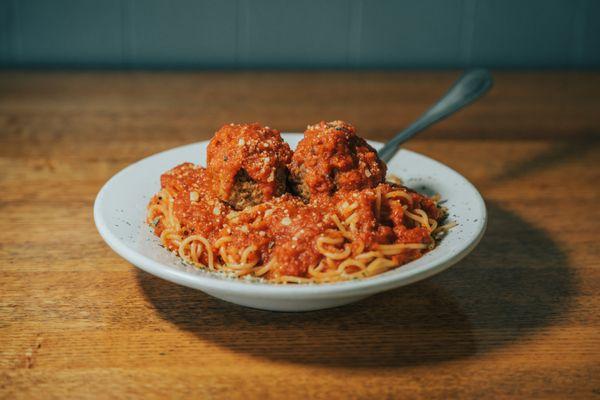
[94,134,486,311]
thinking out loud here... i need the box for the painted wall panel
[130,0,237,67]
[14,0,124,66]
[0,0,597,68]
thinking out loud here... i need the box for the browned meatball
[207,123,292,210]
[288,120,386,201]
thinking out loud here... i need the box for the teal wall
[1,0,599,68]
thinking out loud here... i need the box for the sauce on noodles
[147,122,451,283]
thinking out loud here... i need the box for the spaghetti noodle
[147,167,451,283]
[146,122,453,284]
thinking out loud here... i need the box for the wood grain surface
[1,71,598,399]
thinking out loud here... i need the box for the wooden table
[1,71,598,399]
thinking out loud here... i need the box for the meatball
[288,120,386,200]
[207,123,292,210]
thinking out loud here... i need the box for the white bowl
[94,134,486,312]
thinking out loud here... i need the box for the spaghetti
[147,167,452,283]
[146,121,453,284]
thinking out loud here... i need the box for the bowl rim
[94,134,487,299]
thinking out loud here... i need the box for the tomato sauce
[206,123,292,205]
[289,121,387,198]
[152,163,441,278]
[149,121,444,280]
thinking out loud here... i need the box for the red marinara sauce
[150,163,231,244]
[149,121,444,280]
[289,120,387,199]
[206,123,292,209]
